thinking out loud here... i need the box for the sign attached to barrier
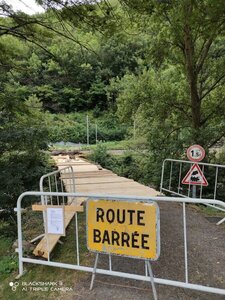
[47,206,65,236]
[182,163,208,186]
[187,145,205,162]
[87,199,160,260]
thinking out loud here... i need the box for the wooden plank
[32,204,83,212]
[33,211,75,259]
[75,177,132,185]
[60,171,115,179]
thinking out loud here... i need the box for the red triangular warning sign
[182,164,208,186]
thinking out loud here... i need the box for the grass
[195,204,225,217]
[0,207,94,300]
[0,237,18,282]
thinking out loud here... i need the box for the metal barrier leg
[17,258,24,279]
[146,260,157,300]
[109,254,112,271]
[183,203,189,283]
[145,260,148,276]
[216,217,225,225]
[15,206,24,279]
[74,213,80,265]
[90,253,99,290]
[30,233,45,243]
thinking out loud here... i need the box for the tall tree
[117,0,225,146]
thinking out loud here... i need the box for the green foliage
[47,112,128,143]
[0,256,18,275]
[90,146,146,185]
[0,87,50,211]
[0,220,17,239]
[90,143,114,167]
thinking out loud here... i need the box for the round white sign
[186,145,205,162]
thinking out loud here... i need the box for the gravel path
[70,202,225,300]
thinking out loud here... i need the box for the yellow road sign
[87,199,160,260]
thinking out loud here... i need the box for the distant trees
[0,1,150,113]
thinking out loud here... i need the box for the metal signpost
[184,145,207,198]
[180,145,207,282]
[86,199,160,299]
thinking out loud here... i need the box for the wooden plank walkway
[33,155,159,259]
[53,155,159,197]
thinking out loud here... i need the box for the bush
[0,151,50,211]
[90,143,115,167]
[90,146,145,184]
[0,94,51,213]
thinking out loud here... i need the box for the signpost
[87,199,160,299]
[181,144,207,278]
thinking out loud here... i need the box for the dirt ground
[69,202,225,300]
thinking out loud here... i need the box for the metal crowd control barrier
[160,158,225,224]
[15,191,225,296]
[39,165,76,203]
[30,166,76,245]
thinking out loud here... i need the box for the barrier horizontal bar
[17,191,225,210]
[39,166,72,181]
[163,158,225,169]
[161,189,225,212]
[22,258,225,295]
[161,188,187,198]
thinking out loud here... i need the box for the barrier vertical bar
[169,161,173,191]
[160,160,166,194]
[200,165,205,199]
[109,254,112,271]
[70,166,76,193]
[146,260,158,300]
[178,162,182,194]
[90,253,99,290]
[54,174,59,205]
[60,176,65,205]
[145,261,148,276]
[214,167,218,200]
[75,212,80,265]
[16,204,24,277]
[48,177,53,204]
[183,203,188,283]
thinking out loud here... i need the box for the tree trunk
[183,3,201,142]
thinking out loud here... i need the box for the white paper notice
[47,207,65,235]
